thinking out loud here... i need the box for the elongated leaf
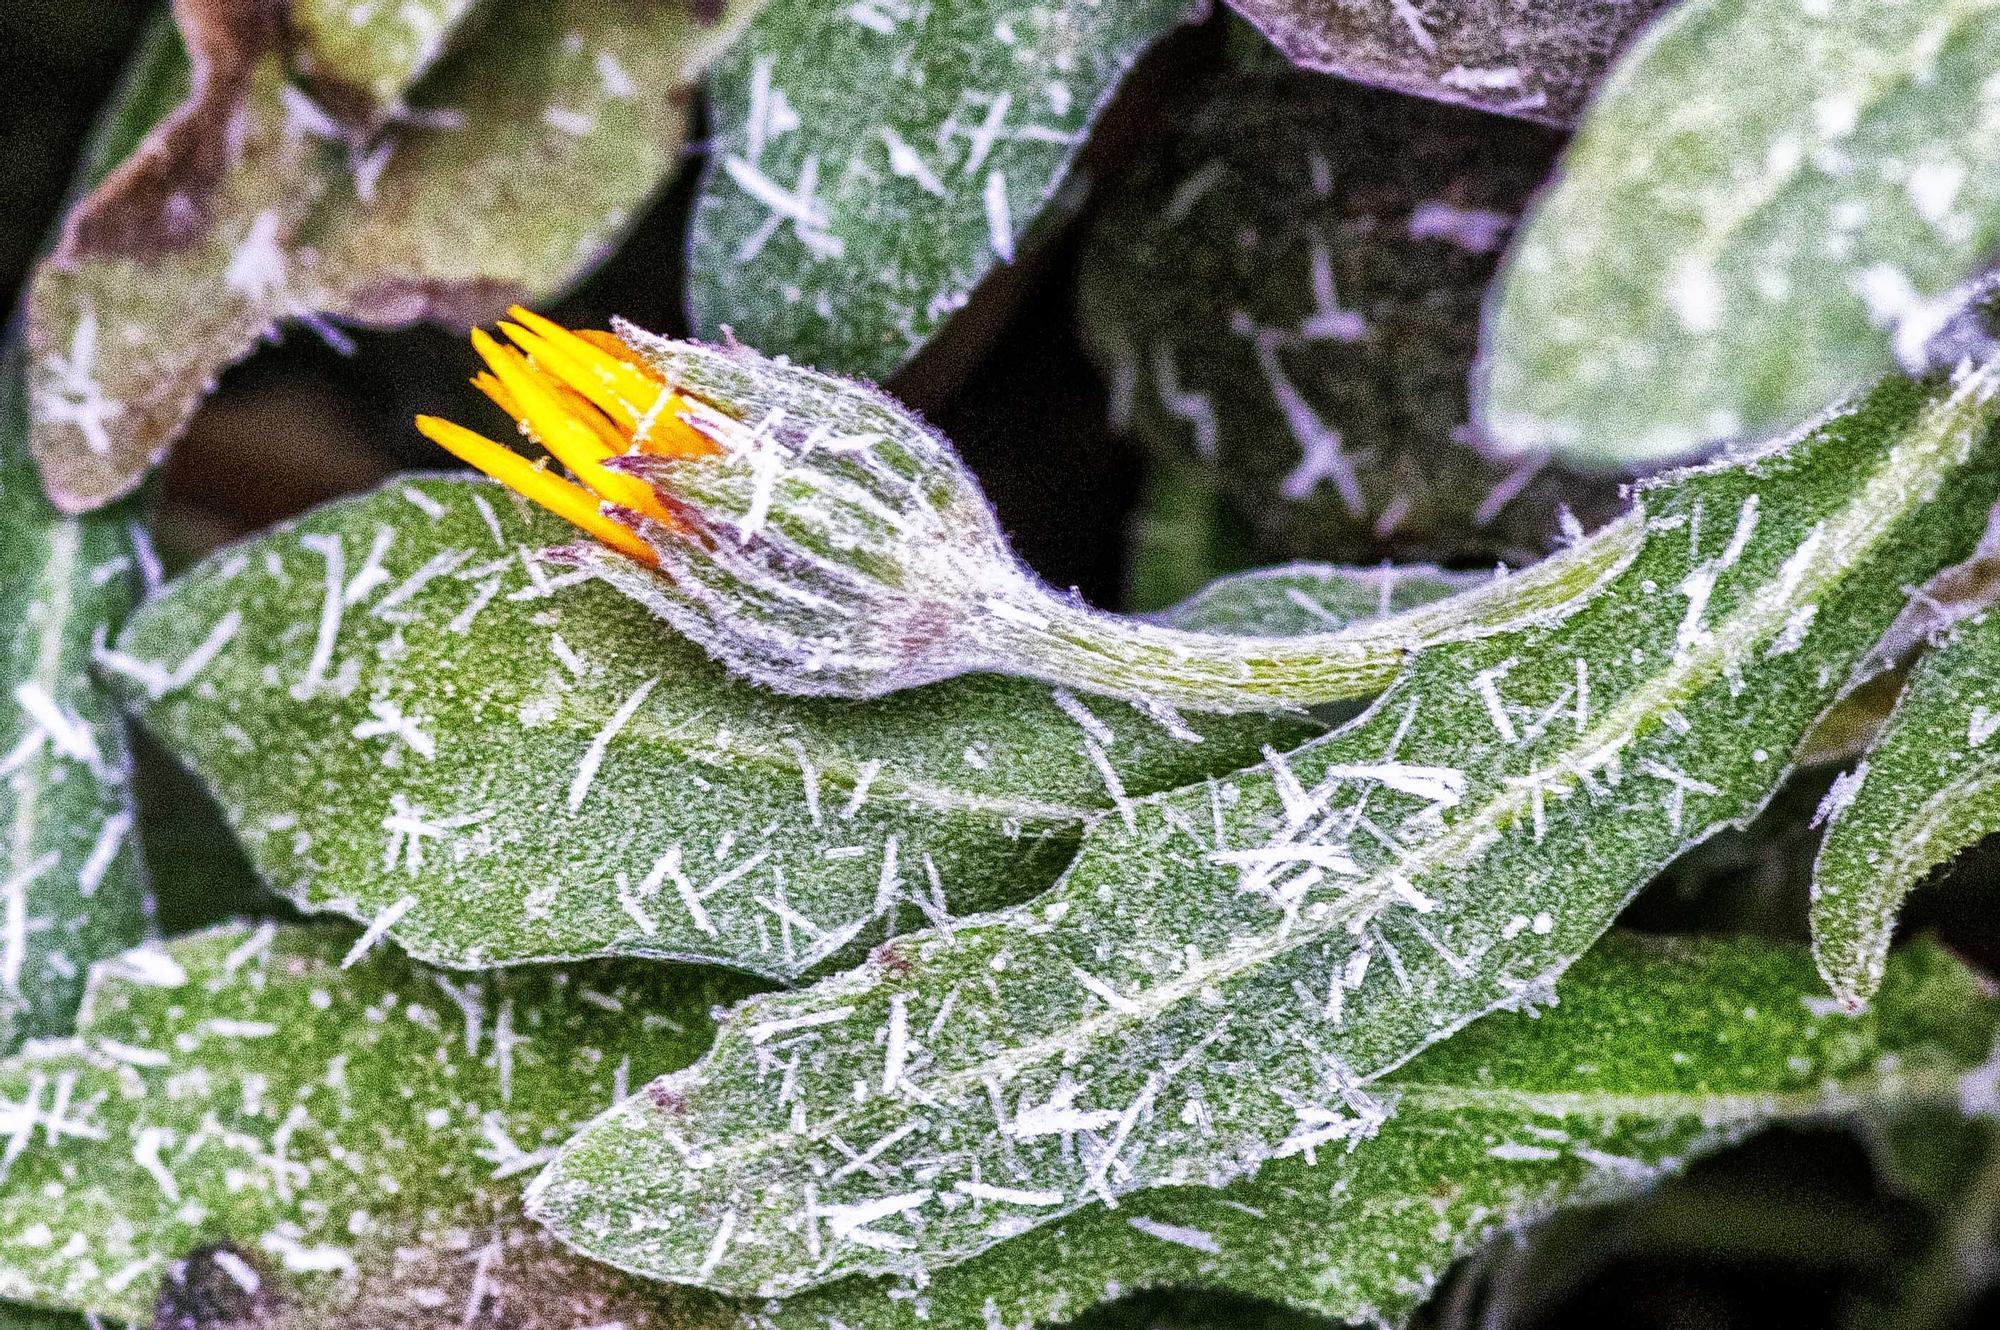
[1812,608,2000,1011]
[26,0,761,512]
[759,936,1997,1330]
[1226,0,1671,125]
[0,922,755,1328]
[1478,0,2000,466]
[108,476,1314,980]
[1079,65,1620,567]
[533,367,2000,1295]
[688,0,1196,378]
[1,926,1988,1330]
[1,349,148,1051]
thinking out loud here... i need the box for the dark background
[5,4,1999,1329]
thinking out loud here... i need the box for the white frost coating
[880,128,947,198]
[1813,763,1868,829]
[749,1006,857,1044]
[567,677,659,812]
[1408,200,1512,253]
[38,305,125,456]
[291,534,347,702]
[76,810,133,899]
[1970,704,2000,748]
[1126,1216,1221,1253]
[223,209,288,304]
[955,1180,1064,1206]
[983,169,1015,262]
[14,682,98,765]
[1666,259,1725,333]
[341,895,416,969]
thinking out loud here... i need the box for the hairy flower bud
[419,313,1636,712]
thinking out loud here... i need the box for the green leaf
[108,476,1314,981]
[2,927,1989,1330]
[1477,0,2000,466]
[1156,562,1485,637]
[25,0,761,513]
[757,936,1996,1330]
[1224,0,1671,125]
[1078,64,1620,568]
[531,366,2000,1295]
[1,347,149,1051]
[0,922,756,1328]
[1811,607,2000,1011]
[688,0,1195,378]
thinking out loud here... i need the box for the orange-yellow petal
[415,414,657,566]
[501,308,715,458]
[470,370,524,424]
[469,330,671,522]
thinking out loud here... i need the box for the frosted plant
[417,311,1632,713]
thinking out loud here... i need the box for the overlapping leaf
[109,476,1314,980]
[688,0,1198,378]
[533,367,2000,1294]
[0,924,1988,1330]
[1079,66,1620,570]
[1812,608,2000,1011]
[1478,0,2000,466]
[26,0,762,512]
[1226,0,1671,125]
[0,922,754,1328]
[1,348,149,1051]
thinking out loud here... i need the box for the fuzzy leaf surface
[0,347,148,1051]
[1079,67,1620,569]
[1812,608,2000,1010]
[0,922,756,1328]
[26,0,759,512]
[1477,0,2000,465]
[533,368,2000,1295]
[1225,0,1671,125]
[109,476,1314,980]
[0,927,1989,1330]
[759,936,1997,1330]
[688,0,1196,378]
[1157,563,1486,637]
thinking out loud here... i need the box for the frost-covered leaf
[755,936,1996,1330]
[1079,67,1621,568]
[3,928,1989,1330]
[108,475,1314,980]
[1157,562,1485,637]
[532,367,2000,1295]
[0,347,149,1051]
[26,0,760,513]
[0,922,756,1328]
[1477,0,2000,466]
[1811,608,2000,1011]
[1226,0,1671,125]
[689,0,1198,378]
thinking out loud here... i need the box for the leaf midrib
[696,376,1983,1180]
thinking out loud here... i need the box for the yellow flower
[414,307,717,566]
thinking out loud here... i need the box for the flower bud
[418,313,1636,713]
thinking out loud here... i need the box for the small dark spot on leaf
[153,1242,280,1330]
[647,1082,687,1114]
[687,0,725,25]
[872,941,916,976]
